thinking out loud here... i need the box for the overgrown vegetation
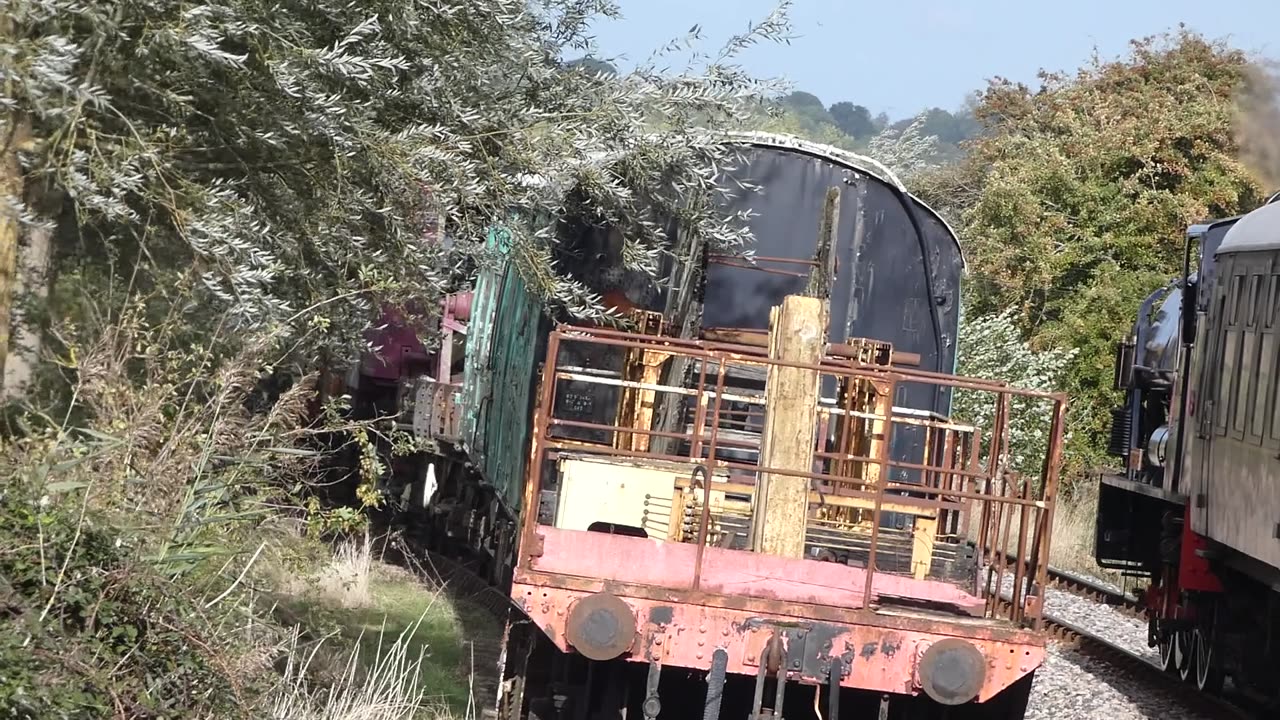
[0,0,798,715]
[762,89,981,163]
[0,311,486,718]
[0,474,273,718]
[952,309,1077,480]
[3,0,1278,707]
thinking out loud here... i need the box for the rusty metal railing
[519,324,1067,630]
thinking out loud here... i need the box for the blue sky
[589,0,1279,120]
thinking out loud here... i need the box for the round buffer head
[918,638,987,706]
[565,592,637,661]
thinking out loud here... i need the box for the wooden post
[0,126,23,394]
[0,14,31,393]
[803,186,841,299]
[750,295,829,557]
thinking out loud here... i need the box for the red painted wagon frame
[508,323,1068,710]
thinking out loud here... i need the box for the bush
[0,477,274,719]
[952,308,1076,483]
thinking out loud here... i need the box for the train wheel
[1175,630,1196,682]
[1193,624,1225,693]
[1158,631,1176,673]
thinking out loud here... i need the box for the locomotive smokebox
[565,592,637,661]
[917,638,987,706]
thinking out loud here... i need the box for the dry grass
[960,477,1120,585]
[311,531,376,609]
[1046,483,1116,582]
[268,607,439,720]
[266,543,486,720]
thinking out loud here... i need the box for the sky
[589,0,1280,120]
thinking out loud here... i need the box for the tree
[829,101,876,139]
[0,0,795,372]
[567,56,620,76]
[782,90,826,113]
[752,104,857,149]
[920,29,1266,469]
[779,90,837,132]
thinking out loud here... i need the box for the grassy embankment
[0,317,492,719]
[0,465,491,720]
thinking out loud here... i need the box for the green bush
[0,479,272,719]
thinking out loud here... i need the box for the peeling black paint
[648,606,674,625]
[860,642,879,660]
[880,638,900,659]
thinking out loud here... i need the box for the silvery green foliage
[953,308,1077,481]
[2,0,793,354]
[866,113,942,182]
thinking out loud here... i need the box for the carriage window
[1235,330,1256,433]
[1268,276,1280,328]
[1230,274,1245,324]
[1218,329,1239,434]
[1271,347,1280,442]
[1249,275,1262,325]
[1260,334,1278,438]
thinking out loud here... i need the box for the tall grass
[312,530,376,609]
[269,610,440,720]
[959,473,1115,580]
[1047,481,1112,581]
[0,302,470,718]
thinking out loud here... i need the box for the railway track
[1042,564,1143,618]
[1041,610,1254,719]
[1017,557,1260,719]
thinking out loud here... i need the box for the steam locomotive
[1096,193,1280,708]
[336,132,1065,720]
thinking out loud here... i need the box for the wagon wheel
[1194,620,1225,693]
[1175,629,1196,682]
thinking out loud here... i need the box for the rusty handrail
[518,325,1067,628]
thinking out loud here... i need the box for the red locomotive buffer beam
[508,321,1067,713]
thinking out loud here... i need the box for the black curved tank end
[702,143,963,414]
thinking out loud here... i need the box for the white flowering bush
[866,113,942,182]
[952,308,1077,482]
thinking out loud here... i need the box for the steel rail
[1042,612,1258,720]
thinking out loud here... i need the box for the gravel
[1025,646,1225,720]
[992,569,1157,662]
[981,567,1235,718]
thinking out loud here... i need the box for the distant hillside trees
[829,101,878,139]
[761,90,979,166]
[566,56,619,76]
[918,30,1266,470]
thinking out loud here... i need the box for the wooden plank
[701,328,922,367]
[911,516,938,580]
[750,295,829,557]
[804,186,841,298]
[673,476,943,518]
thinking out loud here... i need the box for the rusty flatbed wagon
[336,133,1065,720]
[501,319,1062,720]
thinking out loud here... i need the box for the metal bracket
[704,648,728,720]
[642,659,662,720]
[749,633,789,720]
